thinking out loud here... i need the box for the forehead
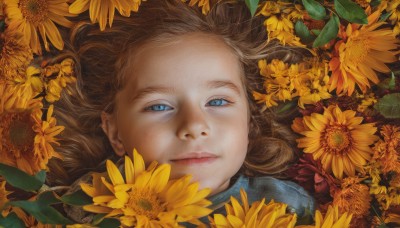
[122,32,244,90]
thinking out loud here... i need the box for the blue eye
[145,104,173,111]
[207,98,230,106]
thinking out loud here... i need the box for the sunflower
[0,29,33,81]
[81,149,212,227]
[297,205,353,228]
[69,0,136,31]
[0,104,64,174]
[332,177,371,219]
[210,189,297,228]
[329,10,399,96]
[4,0,75,54]
[292,105,378,179]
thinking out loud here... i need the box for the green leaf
[311,29,321,36]
[302,0,326,20]
[0,213,25,228]
[374,93,400,118]
[313,14,339,47]
[0,164,44,192]
[370,0,381,7]
[378,72,396,90]
[245,0,259,17]
[295,21,315,44]
[10,192,73,225]
[92,214,107,225]
[276,100,298,115]
[97,218,121,228]
[380,11,391,22]
[61,190,92,206]
[334,0,368,24]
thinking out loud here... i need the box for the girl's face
[102,33,249,195]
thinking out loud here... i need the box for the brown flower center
[19,0,48,25]
[127,188,165,219]
[324,125,351,153]
[343,35,370,64]
[1,112,35,154]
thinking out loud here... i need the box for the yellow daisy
[292,105,378,179]
[329,10,399,96]
[0,103,64,174]
[4,0,76,54]
[81,149,212,227]
[0,29,33,81]
[297,205,353,228]
[210,189,297,228]
[69,0,136,31]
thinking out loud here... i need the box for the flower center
[2,113,35,154]
[127,188,166,219]
[324,125,351,153]
[19,0,48,25]
[343,35,370,64]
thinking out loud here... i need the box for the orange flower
[371,125,400,174]
[329,10,399,96]
[292,105,378,179]
[332,177,371,219]
[0,29,33,81]
[0,103,64,174]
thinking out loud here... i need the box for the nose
[176,105,210,140]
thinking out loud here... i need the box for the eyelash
[144,98,232,112]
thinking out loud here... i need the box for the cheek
[119,121,172,163]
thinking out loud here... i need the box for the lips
[170,152,218,165]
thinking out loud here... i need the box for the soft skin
[102,33,250,195]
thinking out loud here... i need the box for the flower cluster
[250,0,400,226]
[0,0,399,227]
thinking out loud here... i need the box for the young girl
[50,0,315,223]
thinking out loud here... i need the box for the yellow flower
[183,0,211,15]
[0,29,33,81]
[0,80,39,113]
[254,59,295,107]
[388,0,400,34]
[264,15,304,46]
[297,205,353,228]
[69,0,137,31]
[81,149,212,227]
[210,189,297,228]
[43,58,77,102]
[296,59,331,109]
[329,10,399,96]
[292,105,378,179]
[0,180,12,216]
[0,103,64,174]
[357,92,377,113]
[4,0,76,54]
[332,177,371,219]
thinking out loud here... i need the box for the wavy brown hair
[48,0,305,185]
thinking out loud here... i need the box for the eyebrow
[130,80,242,103]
